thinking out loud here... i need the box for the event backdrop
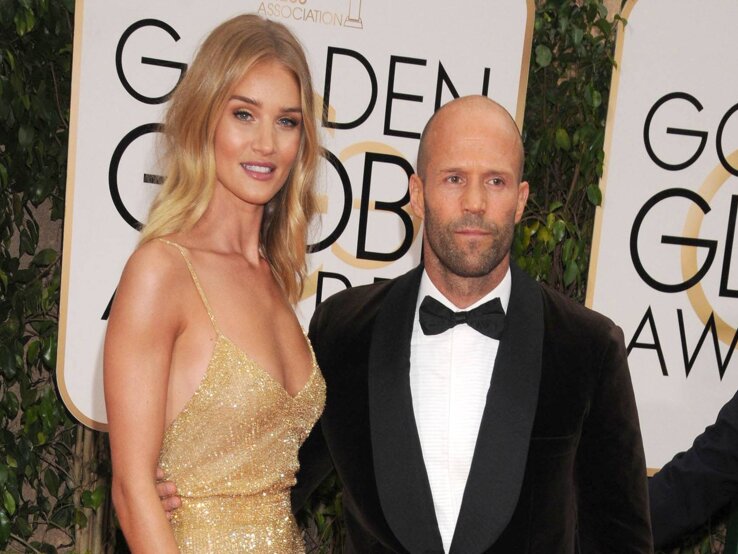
[588,0,738,467]
[59,0,534,429]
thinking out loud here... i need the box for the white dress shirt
[409,268,511,553]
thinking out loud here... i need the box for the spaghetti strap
[157,238,221,335]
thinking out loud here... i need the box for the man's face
[410,102,529,282]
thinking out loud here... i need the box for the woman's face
[212,59,302,209]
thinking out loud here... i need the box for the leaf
[586,184,602,206]
[74,508,88,529]
[41,337,57,369]
[564,260,579,286]
[535,45,552,68]
[555,128,571,151]
[2,490,15,516]
[552,219,567,242]
[537,227,551,243]
[32,248,57,267]
[572,27,585,46]
[14,11,27,36]
[19,229,35,256]
[90,486,105,509]
[520,225,532,249]
[591,89,602,109]
[18,124,35,147]
[563,238,576,263]
[24,9,36,34]
[0,346,15,380]
[2,392,19,420]
[44,469,60,497]
[549,200,563,212]
[15,516,32,539]
[0,509,10,544]
[0,466,6,487]
[27,340,40,365]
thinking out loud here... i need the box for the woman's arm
[104,243,181,553]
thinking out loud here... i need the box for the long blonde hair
[140,14,319,303]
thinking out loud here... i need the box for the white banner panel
[60,0,534,429]
[588,0,738,467]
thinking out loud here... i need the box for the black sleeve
[649,388,738,548]
[576,325,653,553]
[291,420,335,512]
[291,303,336,513]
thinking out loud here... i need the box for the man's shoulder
[309,268,417,343]
[317,277,397,319]
[307,271,415,366]
[535,280,619,340]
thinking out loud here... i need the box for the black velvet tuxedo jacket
[293,264,653,553]
[649,387,738,548]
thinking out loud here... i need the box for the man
[159,96,653,552]
[649,388,738,548]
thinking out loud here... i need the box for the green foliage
[656,504,731,554]
[0,0,107,551]
[297,472,345,553]
[514,0,626,300]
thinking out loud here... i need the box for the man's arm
[291,300,338,512]
[649,388,738,548]
[291,421,335,512]
[576,325,653,553]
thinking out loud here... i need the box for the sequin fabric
[157,240,325,553]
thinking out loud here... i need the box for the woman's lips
[241,162,276,180]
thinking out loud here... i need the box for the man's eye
[446,175,461,184]
[490,177,504,186]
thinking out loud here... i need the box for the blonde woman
[104,14,324,553]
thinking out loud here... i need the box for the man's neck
[425,258,510,309]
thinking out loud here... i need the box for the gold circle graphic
[330,141,422,269]
[682,150,738,346]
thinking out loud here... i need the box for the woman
[104,14,324,553]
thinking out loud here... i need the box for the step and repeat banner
[588,0,738,467]
[59,0,534,429]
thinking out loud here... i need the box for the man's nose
[462,180,487,213]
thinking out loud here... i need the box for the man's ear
[409,174,425,219]
[515,181,530,223]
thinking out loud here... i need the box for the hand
[156,467,181,518]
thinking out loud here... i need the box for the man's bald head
[416,96,525,182]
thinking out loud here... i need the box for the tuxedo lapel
[369,265,445,554]
[450,264,544,554]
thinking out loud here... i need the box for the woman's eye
[234,109,253,121]
[278,117,300,128]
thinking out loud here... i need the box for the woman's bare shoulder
[110,238,195,324]
[122,238,188,288]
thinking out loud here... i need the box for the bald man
[292,96,652,553]
[159,96,653,552]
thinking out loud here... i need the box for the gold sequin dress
[158,241,325,553]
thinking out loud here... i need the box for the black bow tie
[419,295,505,339]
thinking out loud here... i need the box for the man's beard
[423,210,514,278]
